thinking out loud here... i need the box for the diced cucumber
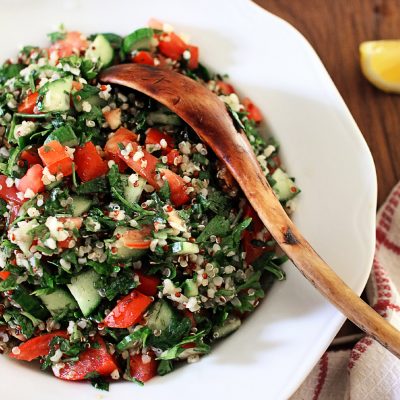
[146,300,175,332]
[67,269,101,317]
[85,34,114,67]
[12,286,50,320]
[213,316,241,339]
[123,28,154,53]
[121,174,146,204]
[39,288,78,317]
[107,226,147,261]
[38,75,73,112]
[171,242,199,255]
[147,111,182,126]
[271,168,298,201]
[183,279,198,297]
[71,196,92,217]
[45,125,78,147]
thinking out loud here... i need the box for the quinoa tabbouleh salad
[0,21,300,389]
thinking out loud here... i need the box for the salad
[0,21,300,389]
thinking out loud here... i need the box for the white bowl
[0,0,377,398]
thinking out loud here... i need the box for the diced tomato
[158,32,187,60]
[0,271,10,281]
[216,81,235,95]
[160,168,190,206]
[74,142,108,182]
[38,141,73,176]
[132,51,155,66]
[71,81,83,91]
[183,310,196,328]
[103,108,122,130]
[181,342,196,349]
[242,203,273,264]
[268,155,281,174]
[0,175,23,204]
[9,331,69,362]
[187,45,199,70]
[16,164,44,194]
[8,204,21,224]
[145,128,174,153]
[105,127,138,172]
[118,141,160,188]
[103,290,153,329]
[242,97,262,123]
[20,148,42,168]
[166,149,182,166]
[57,336,117,381]
[129,353,158,383]
[122,227,152,250]
[135,272,160,296]
[17,92,39,114]
[48,31,88,61]
[57,237,73,250]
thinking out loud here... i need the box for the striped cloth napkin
[291,183,400,400]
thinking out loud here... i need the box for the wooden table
[255,0,400,206]
[254,0,400,342]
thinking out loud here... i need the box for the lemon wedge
[360,40,400,93]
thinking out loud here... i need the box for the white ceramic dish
[0,0,377,399]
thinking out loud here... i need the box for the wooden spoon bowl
[100,63,400,357]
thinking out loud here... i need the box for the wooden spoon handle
[100,64,400,357]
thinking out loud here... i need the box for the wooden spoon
[100,63,400,357]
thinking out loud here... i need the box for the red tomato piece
[268,155,281,174]
[49,31,88,60]
[0,175,23,204]
[38,141,73,176]
[135,272,160,296]
[8,204,21,224]
[166,149,182,166]
[105,127,138,171]
[58,217,83,230]
[145,128,175,153]
[9,331,69,362]
[132,51,155,66]
[71,81,83,91]
[187,45,199,70]
[160,168,190,206]
[57,237,73,250]
[17,164,44,194]
[56,336,117,381]
[129,353,158,383]
[103,290,153,329]
[216,81,235,95]
[242,97,262,123]
[158,32,187,60]
[74,142,108,182]
[17,92,39,114]
[118,141,160,188]
[20,148,42,168]
[122,228,152,250]
[0,271,10,280]
[183,310,197,328]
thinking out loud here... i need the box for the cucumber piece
[213,316,241,339]
[271,168,298,201]
[45,125,78,147]
[107,226,147,261]
[146,300,175,332]
[38,75,73,112]
[39,288,78,317]
[183,279,199,297]
[67,270,101,317]
[147,111,181,126]
[71,196,92,217]
[121,175,146,204]
[171,242,199,255]
[85,34,114,67]
[12,287,50,320]
[123,28,154,53]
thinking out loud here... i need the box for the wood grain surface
[254,0,400,207]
